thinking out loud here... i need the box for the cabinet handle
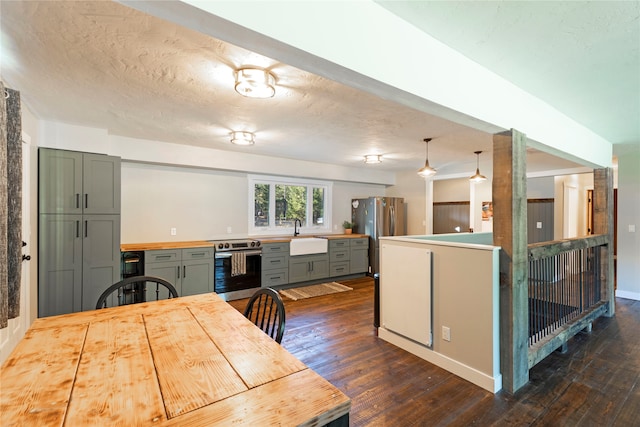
[177,266,180,278]
[183,266,186,278]
[190,252,206,257]
[75,193,80,209]
[84,220,88,238]
[85,194,88,209]
[76,220,80,238]
[271,275,282,280]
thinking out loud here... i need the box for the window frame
[248,174,332,236]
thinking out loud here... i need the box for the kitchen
[1,0,635,409]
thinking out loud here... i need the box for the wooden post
[593,168,615,317]
[493,129,529,393]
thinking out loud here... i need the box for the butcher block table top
[0,293,350,427]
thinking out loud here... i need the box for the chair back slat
[243,288,286,344]
[96,275,179,309]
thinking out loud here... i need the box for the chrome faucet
[294,218,302,236]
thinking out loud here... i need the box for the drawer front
[330,249,349,263]
[145,249,180,263]
[182,247,214,260]
[350,238,369,248]
[263,254,287,270]
[329,239,349,249]
[262,269,289,287]
[262,243,290,255]
[330,262,350,277]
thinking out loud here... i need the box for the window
[249,175,332,235]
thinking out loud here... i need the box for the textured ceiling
[1,1,636,177]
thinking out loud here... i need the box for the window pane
[312,187,325,225]
[275,184,306,227]
[254,184,270,227]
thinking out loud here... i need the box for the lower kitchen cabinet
[261,242,289,287]
[144,247,214,298]
[349,238,369,274]
[289,253,329,284]
[38,214,121,316]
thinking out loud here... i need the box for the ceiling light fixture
[234,68,276,98]
[364,154,382,164]
[230,131,255,146]
[417,138,437,178]
[469,150,487,183]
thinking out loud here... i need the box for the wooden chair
[96,275,179,309]
[243,288,286,344]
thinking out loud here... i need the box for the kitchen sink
[289,237,328,256]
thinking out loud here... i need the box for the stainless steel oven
[211,239,262,301]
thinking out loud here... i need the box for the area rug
[280,282,353,301]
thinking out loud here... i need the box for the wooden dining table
[1,293,350,426]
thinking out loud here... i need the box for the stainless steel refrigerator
[351,197,406,275]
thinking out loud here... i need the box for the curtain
[0,82,22,329]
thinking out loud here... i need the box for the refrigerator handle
[390,205,395,235]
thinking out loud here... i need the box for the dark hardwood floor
[228,277,640,426]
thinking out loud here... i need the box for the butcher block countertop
[121,235,368,251]
[121,240,215,251]
[257,233,368,244]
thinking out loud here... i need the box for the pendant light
[469,151,487,183]
[417,138,437,178]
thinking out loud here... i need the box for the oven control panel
[211,239,261,252]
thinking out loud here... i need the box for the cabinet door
[182,258,214,296]
[145,261,182,297]
[82,215,121,310]
[39,149,83,214]
[83,154,121,214]
[38,214,83,317]
[289,256,311,283]
[308,258,329,281]
[350,246,369,274]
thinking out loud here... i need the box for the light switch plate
[630,224,636,233]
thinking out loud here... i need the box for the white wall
[616,149,640,299]
[553,173,594,240]
[121,161,387,243]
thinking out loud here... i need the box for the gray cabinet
[349,238,369,274]
[39,148,120,215]
[289,253,329,284]
[329,239,350,277]
[261,242,289,287]
[38,148,121,317]
[145,247,214,297]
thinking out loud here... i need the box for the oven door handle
[215,250,262,258]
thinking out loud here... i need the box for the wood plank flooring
[228,277,640,426]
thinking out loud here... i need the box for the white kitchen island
[378,232,502,392]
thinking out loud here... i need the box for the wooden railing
[526,234,609,369]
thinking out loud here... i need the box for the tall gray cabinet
[38,148,121,317]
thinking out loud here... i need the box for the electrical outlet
[442,326,451,342]
[536,222,543,229]
[630,224,636,233]
[170,227,177,236]
[227,226,233,234]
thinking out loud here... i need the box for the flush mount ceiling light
[364,154,382,164]
[417,138,437,178]
[230,131,255,146]
[469,150,488,183]
[234,68,276,98]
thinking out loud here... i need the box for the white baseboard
[378,328,502,393]
[615,289,640,301]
